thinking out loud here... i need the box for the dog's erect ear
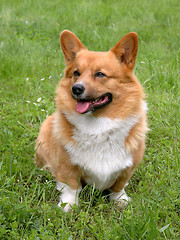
[111,32,138,70]
[60,30,87,64]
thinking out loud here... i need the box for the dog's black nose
[72,84,85,96]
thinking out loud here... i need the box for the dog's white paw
[58,201,75,212]
[110,188,131,208]
[58,193,79,212]
[56,181,81,212]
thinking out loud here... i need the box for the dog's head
[58,30,143,118]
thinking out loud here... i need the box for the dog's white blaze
[64,112,139,191]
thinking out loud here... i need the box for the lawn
[0,0,179,239]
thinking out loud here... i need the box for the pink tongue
[76,101,90,114]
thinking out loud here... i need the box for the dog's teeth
[91,98,101,104]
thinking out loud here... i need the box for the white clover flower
[26,77,29,81]
[37,97,42,102]
[141,61,145,64]
[59,73,62,77]
[33,103,37,106]
[41,78,45,81]
[49,75,52,79]
[41,109,45,112]
[26,100,30,103]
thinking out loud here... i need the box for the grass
[0,0,179,239]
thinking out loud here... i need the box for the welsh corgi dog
[35,30,148,212]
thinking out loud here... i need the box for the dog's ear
[111,32,138,70]
[60,30,86,64]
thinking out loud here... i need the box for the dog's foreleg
[109,166,134,208]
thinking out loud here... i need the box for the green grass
[0,0,179,239]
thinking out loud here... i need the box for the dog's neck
[64,111,139,136]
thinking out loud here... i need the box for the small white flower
[33,103,37,106]
[49,75,52,79]
[48,218,50,221]
[41,109,45,112]
[59,73,62,77]
[141,61,145,64]
[37,97,42,102]
[26,77,29,81]
[25,20,29,24]
[26,100,30,103]
[41,78,45,81]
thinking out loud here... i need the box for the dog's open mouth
[76,93,112,114]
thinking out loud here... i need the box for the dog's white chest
[64,113,138,191]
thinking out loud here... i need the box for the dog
[35,30,148,212]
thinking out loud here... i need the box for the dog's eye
[95,72,106,78]
[73,70,80,77]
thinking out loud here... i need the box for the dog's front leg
[110,166,134,208]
